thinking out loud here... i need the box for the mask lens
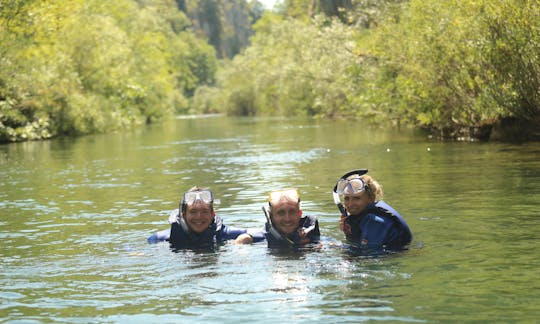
[336,178,365,195]
[184,190,213,206]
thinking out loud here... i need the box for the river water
[1,115,539,323]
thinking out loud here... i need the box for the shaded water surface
[1,116,539,323]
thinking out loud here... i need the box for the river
[1,115,539,323]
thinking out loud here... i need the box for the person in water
[147,187,263,248]
[262,188,320,248]
[333,170,412,251]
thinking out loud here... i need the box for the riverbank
[489,117,540,142]
[422,117,539,142]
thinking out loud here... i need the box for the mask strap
[333,169,368,218]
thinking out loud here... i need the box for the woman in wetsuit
[334,170,412,252]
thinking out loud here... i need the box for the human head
[339,174,383,216]
[268,188,302,235]
[180,187,215,233]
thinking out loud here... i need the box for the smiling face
[343,191,375,216]
[270,200,301,235]
[184,201,214,233]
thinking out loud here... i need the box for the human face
[343,191,374,216]
[184,201,214,233]
[271,201,301,235]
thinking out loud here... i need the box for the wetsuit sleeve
[222,226,266,242]
[221,225,248,240]
[383,221,412,249]
[147,228,171,243]
[246,228,266,243]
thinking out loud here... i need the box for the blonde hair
[268,188,300,206]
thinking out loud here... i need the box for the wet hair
[188,186,204,193]
[267,189,301,218]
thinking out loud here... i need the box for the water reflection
[1,116,539,323]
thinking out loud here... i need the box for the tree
[0,0,218,142]
[192,15,360,118]
[483,0,540,123]
[179,0,264,59]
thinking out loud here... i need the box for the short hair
[268,188,300,208]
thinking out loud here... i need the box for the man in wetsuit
[262,188,320,248]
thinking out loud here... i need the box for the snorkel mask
[180,189,214,214]
[332,169,368,217]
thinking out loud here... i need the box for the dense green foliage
[192,15,362,117]
[373,0,540,138]
[0,0,217,142]
[2,0,538,142]
[194,0,539,140]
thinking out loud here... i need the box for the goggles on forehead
[183,190,214,206]
[268,188,300,205]
[333,169,368,218]
[333,169,368,195]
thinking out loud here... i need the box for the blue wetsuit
[147,210,265,248]
[265,215,320,248]
[344,201,412,251]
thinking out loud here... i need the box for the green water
[1,115,539,323]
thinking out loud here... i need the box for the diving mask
[333,169,368,217]
[335,178,366,195]
[333,169,369,196]
[182,189,214,206]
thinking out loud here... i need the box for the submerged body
[335,170,412,253]
[265,214,320,248]
[148,187,263,249]
[147,210,264,248]
[263,189,321,249]
[344,200,412,250]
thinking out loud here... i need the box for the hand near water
[235,233,254,244]
[340,215,352,236]
[297,226,315,245]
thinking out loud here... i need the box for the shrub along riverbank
[0,0,217,142]
[192,0,539,141]
[1,0,538,143]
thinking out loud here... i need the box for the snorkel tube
[333,169,369,218]
[333,190,348,218]
[176,212,192,234]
